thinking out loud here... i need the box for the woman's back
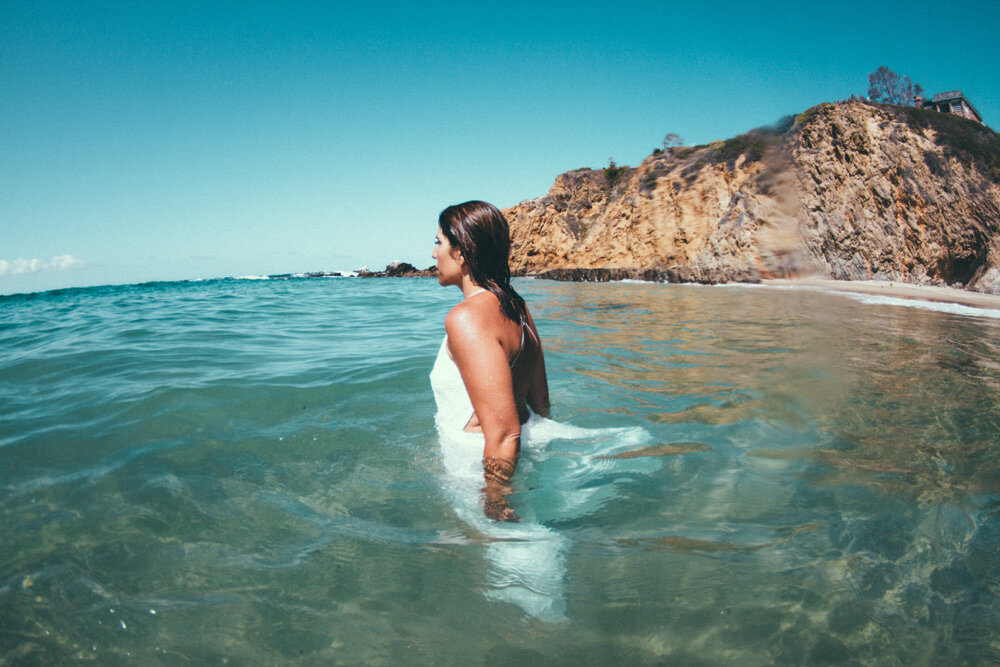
[433,291,548,435]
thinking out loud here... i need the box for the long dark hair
[438,200,528,324]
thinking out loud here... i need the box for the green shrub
[897,105,1000,183]
[604,159,627,185]
[670,146,695,160]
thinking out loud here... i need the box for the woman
[429,201,550,521]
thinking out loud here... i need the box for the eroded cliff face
[504,101,1000,293]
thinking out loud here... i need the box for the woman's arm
[445,307,522,459]
[524,312,550,418]
[445,305,522,521]
[527,339,550,419]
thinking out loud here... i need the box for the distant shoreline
[357,261,1000,311]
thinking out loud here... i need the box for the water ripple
[2,278,999,663]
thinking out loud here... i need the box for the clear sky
[3,0,998,295]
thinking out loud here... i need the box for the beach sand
[762,278,1000,311]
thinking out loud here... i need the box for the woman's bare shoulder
[447,292,502,323]
[445,293,499,340]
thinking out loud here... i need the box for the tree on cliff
[868,66,923,106]
[661,133,684,157]
[603,158,627,185]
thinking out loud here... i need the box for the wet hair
[438,200,528,324]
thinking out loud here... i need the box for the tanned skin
[433,229,549,520]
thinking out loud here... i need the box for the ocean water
[2,277,999,664]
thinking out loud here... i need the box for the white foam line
[845,292,1000,319]
[760,284,1000,320]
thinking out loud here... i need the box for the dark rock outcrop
[358,261,437,278]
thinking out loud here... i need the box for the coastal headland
[357,101,1000,309]
[502,100,1000,296]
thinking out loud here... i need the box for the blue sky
[3,1,998,295]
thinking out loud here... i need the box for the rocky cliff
[504,101,1000,293]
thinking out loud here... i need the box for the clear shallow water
[2,277,999,664]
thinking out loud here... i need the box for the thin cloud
[0,255,87,277]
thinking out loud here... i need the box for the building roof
[926,90,983,123]
[932,90,965,102]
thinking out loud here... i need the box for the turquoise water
[2,277,999,664]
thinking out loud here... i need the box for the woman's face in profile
[433,228,463,286]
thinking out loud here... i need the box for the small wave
[232,275,271,281]
[846,293,1000,319]
[759,283,1000,320]
[5,439,183,496]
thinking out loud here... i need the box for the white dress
[429,330,652,622]
[429,333,568,621]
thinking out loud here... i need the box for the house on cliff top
[917,90,984,124]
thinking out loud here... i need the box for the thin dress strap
[466,289,535,369]
[509,320,536,369]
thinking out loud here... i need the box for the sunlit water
[2,277,999,664]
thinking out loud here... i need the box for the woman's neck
[460,277,484,298]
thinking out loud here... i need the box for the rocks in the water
[358,261,437,278]
[297,262,436,279]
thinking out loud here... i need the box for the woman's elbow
[483,427,521,461]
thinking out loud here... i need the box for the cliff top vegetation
[888,103,1000,183]
[642,98,999,183]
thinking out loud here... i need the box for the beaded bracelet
[482,456,516,483]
